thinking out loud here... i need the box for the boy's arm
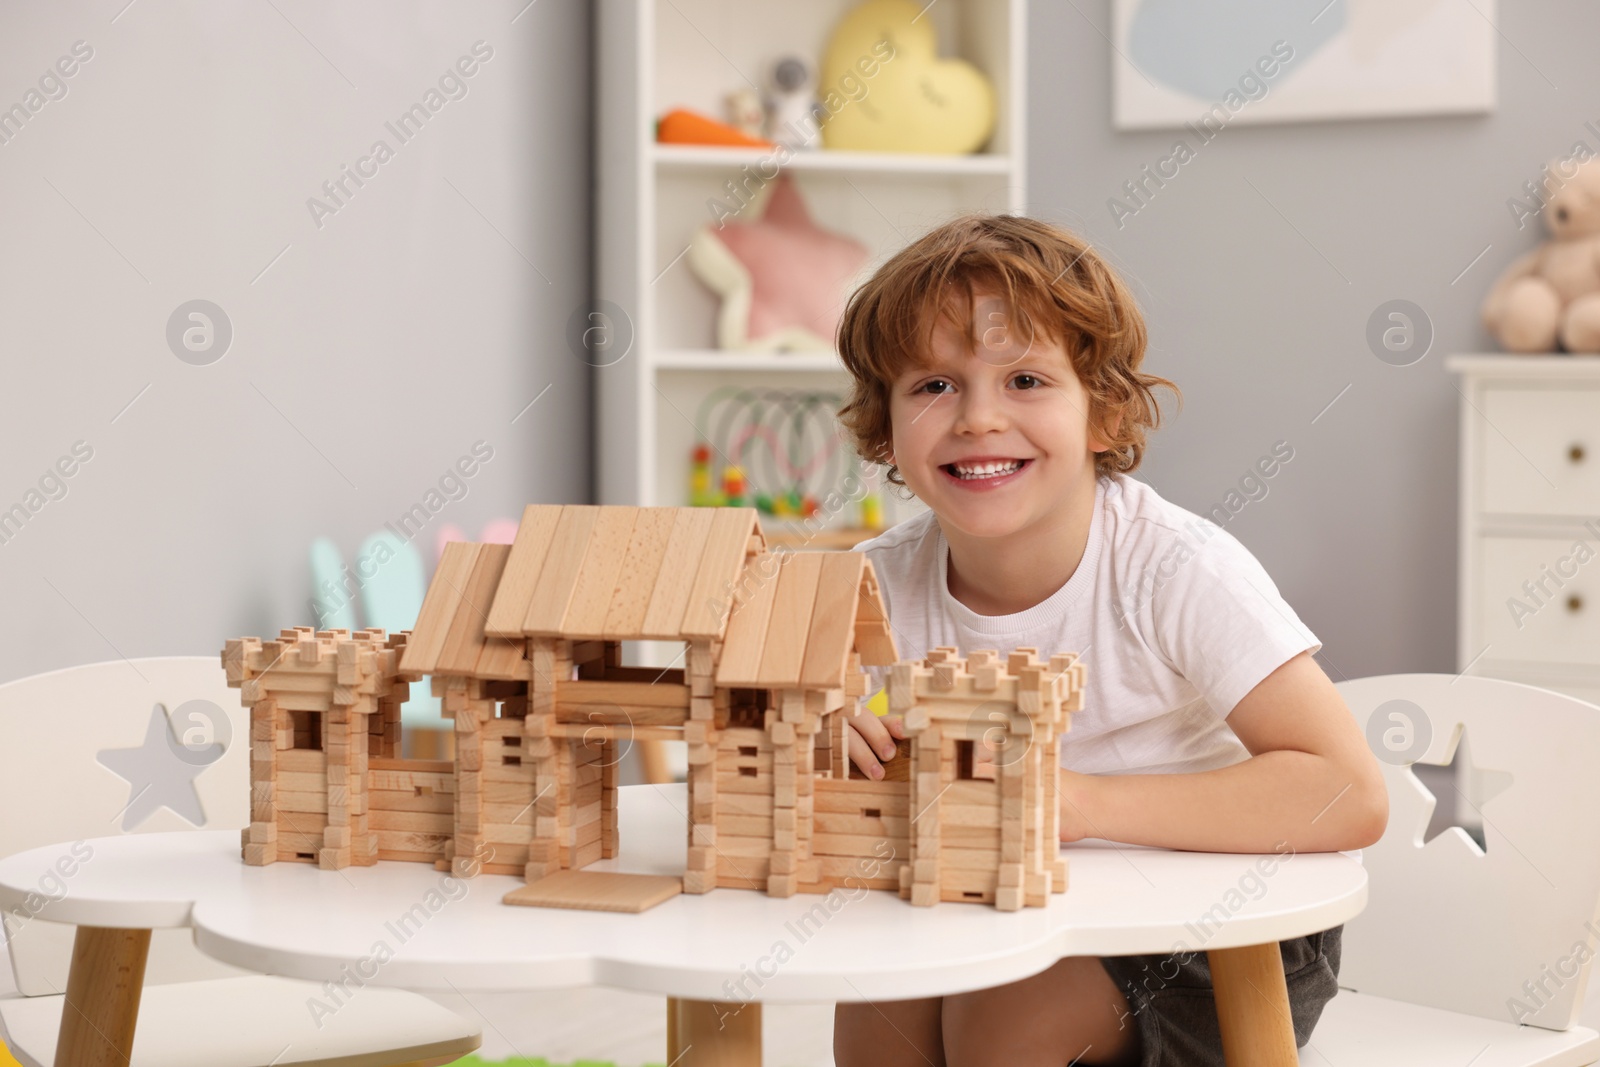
[1055,651,1389,853]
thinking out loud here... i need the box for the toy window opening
[728,687,767,729]
[289,709,323,751]
[481,678,528,721]
[955,739,997,781]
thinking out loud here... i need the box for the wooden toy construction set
[223,504,1084,912]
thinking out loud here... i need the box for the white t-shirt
[853,473,1320,777]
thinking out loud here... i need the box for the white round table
[0,783,1366,1066]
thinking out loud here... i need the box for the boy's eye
[917,380,952,395]
[1012,374,1040,389]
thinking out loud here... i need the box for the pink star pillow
[688,174,869,351]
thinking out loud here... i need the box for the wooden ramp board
[502,870,683,913]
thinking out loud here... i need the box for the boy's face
[885,291,1108,541]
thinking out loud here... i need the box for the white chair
[0,656,481,1067]
[1302,674,1600,1066]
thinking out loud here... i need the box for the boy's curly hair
[836,213,1177,485]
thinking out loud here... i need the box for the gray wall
[1028,1,1595,680]
[0,1,591,683]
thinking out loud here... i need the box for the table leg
[667,997,762,1066]
[1208,942,1298,1067]
[53,926,151,1067]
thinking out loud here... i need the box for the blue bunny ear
[355,530,426,633]
[354,530,443,728]
[308,537,357,631]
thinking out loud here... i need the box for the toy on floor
[225,505,1082,912]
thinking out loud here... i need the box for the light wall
[1028,1,1597,678]
[0,1,592,683]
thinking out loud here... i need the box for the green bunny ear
[355,530,444,729]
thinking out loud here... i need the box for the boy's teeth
[951,460,1023,479]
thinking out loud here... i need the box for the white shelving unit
[595,0,1029,526]
[1451,354,1600,704]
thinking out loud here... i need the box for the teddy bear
[1482,158,1600,354]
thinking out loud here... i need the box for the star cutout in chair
[97,703,225,830]
[1409,725,1514,853]
[688,173,869,352]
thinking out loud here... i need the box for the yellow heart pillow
[819,0,997,155]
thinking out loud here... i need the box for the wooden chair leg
[668,997,761,1066]
[1209,942,1298,1067]
[54,926,151,1067]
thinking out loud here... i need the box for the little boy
[830,214,1387,1067]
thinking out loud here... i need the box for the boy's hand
[844,704,905,780]
[1057,768,1097,844]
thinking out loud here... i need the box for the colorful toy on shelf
[656,107,774,148]
[687,386,882,533]
[687,173,869,352]
[225,504,1083,913]
[765,55,822,149]
[724,87,765,141]
[721,464,746,506]
[690,443,715,506]
[820,0,996,155]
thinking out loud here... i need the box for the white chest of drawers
[1452,354,1600,702]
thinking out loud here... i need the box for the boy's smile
[887,290,1106,548]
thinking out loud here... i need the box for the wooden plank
[715,551,781,687]
[712,834,774,858]
[399,541,480,674]
[276,751,326,777]
[437,543,513,675]
[681,508,759,639]
[368,788,455,814]
[522,506,601,635]
[372,830,450,856]
[814,811,909,837]
[370,757,454,774]
[853,561,898,666]
[800,553,865,689]
[600,508,678,637]
[639,508,716,638]
[555,680,690,708]
[813,787,909,816]
[484,504,563,637]
[562,508,640,638]
[755,552,825,687]
[503,870,683,913]
[368,809,454,834]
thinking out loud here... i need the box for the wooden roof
[397,541,526,679]
[715,551,898,689]
[401,504,898,687]
[402,505,763,676]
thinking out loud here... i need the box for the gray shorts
[1098,926,1342,1067]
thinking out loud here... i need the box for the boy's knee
[834,999,943,1067]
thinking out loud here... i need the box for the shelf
[1447,354,1600,377]
[654,143,1013,178]
[654,350,847,373]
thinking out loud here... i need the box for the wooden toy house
[225,504,1084,910]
